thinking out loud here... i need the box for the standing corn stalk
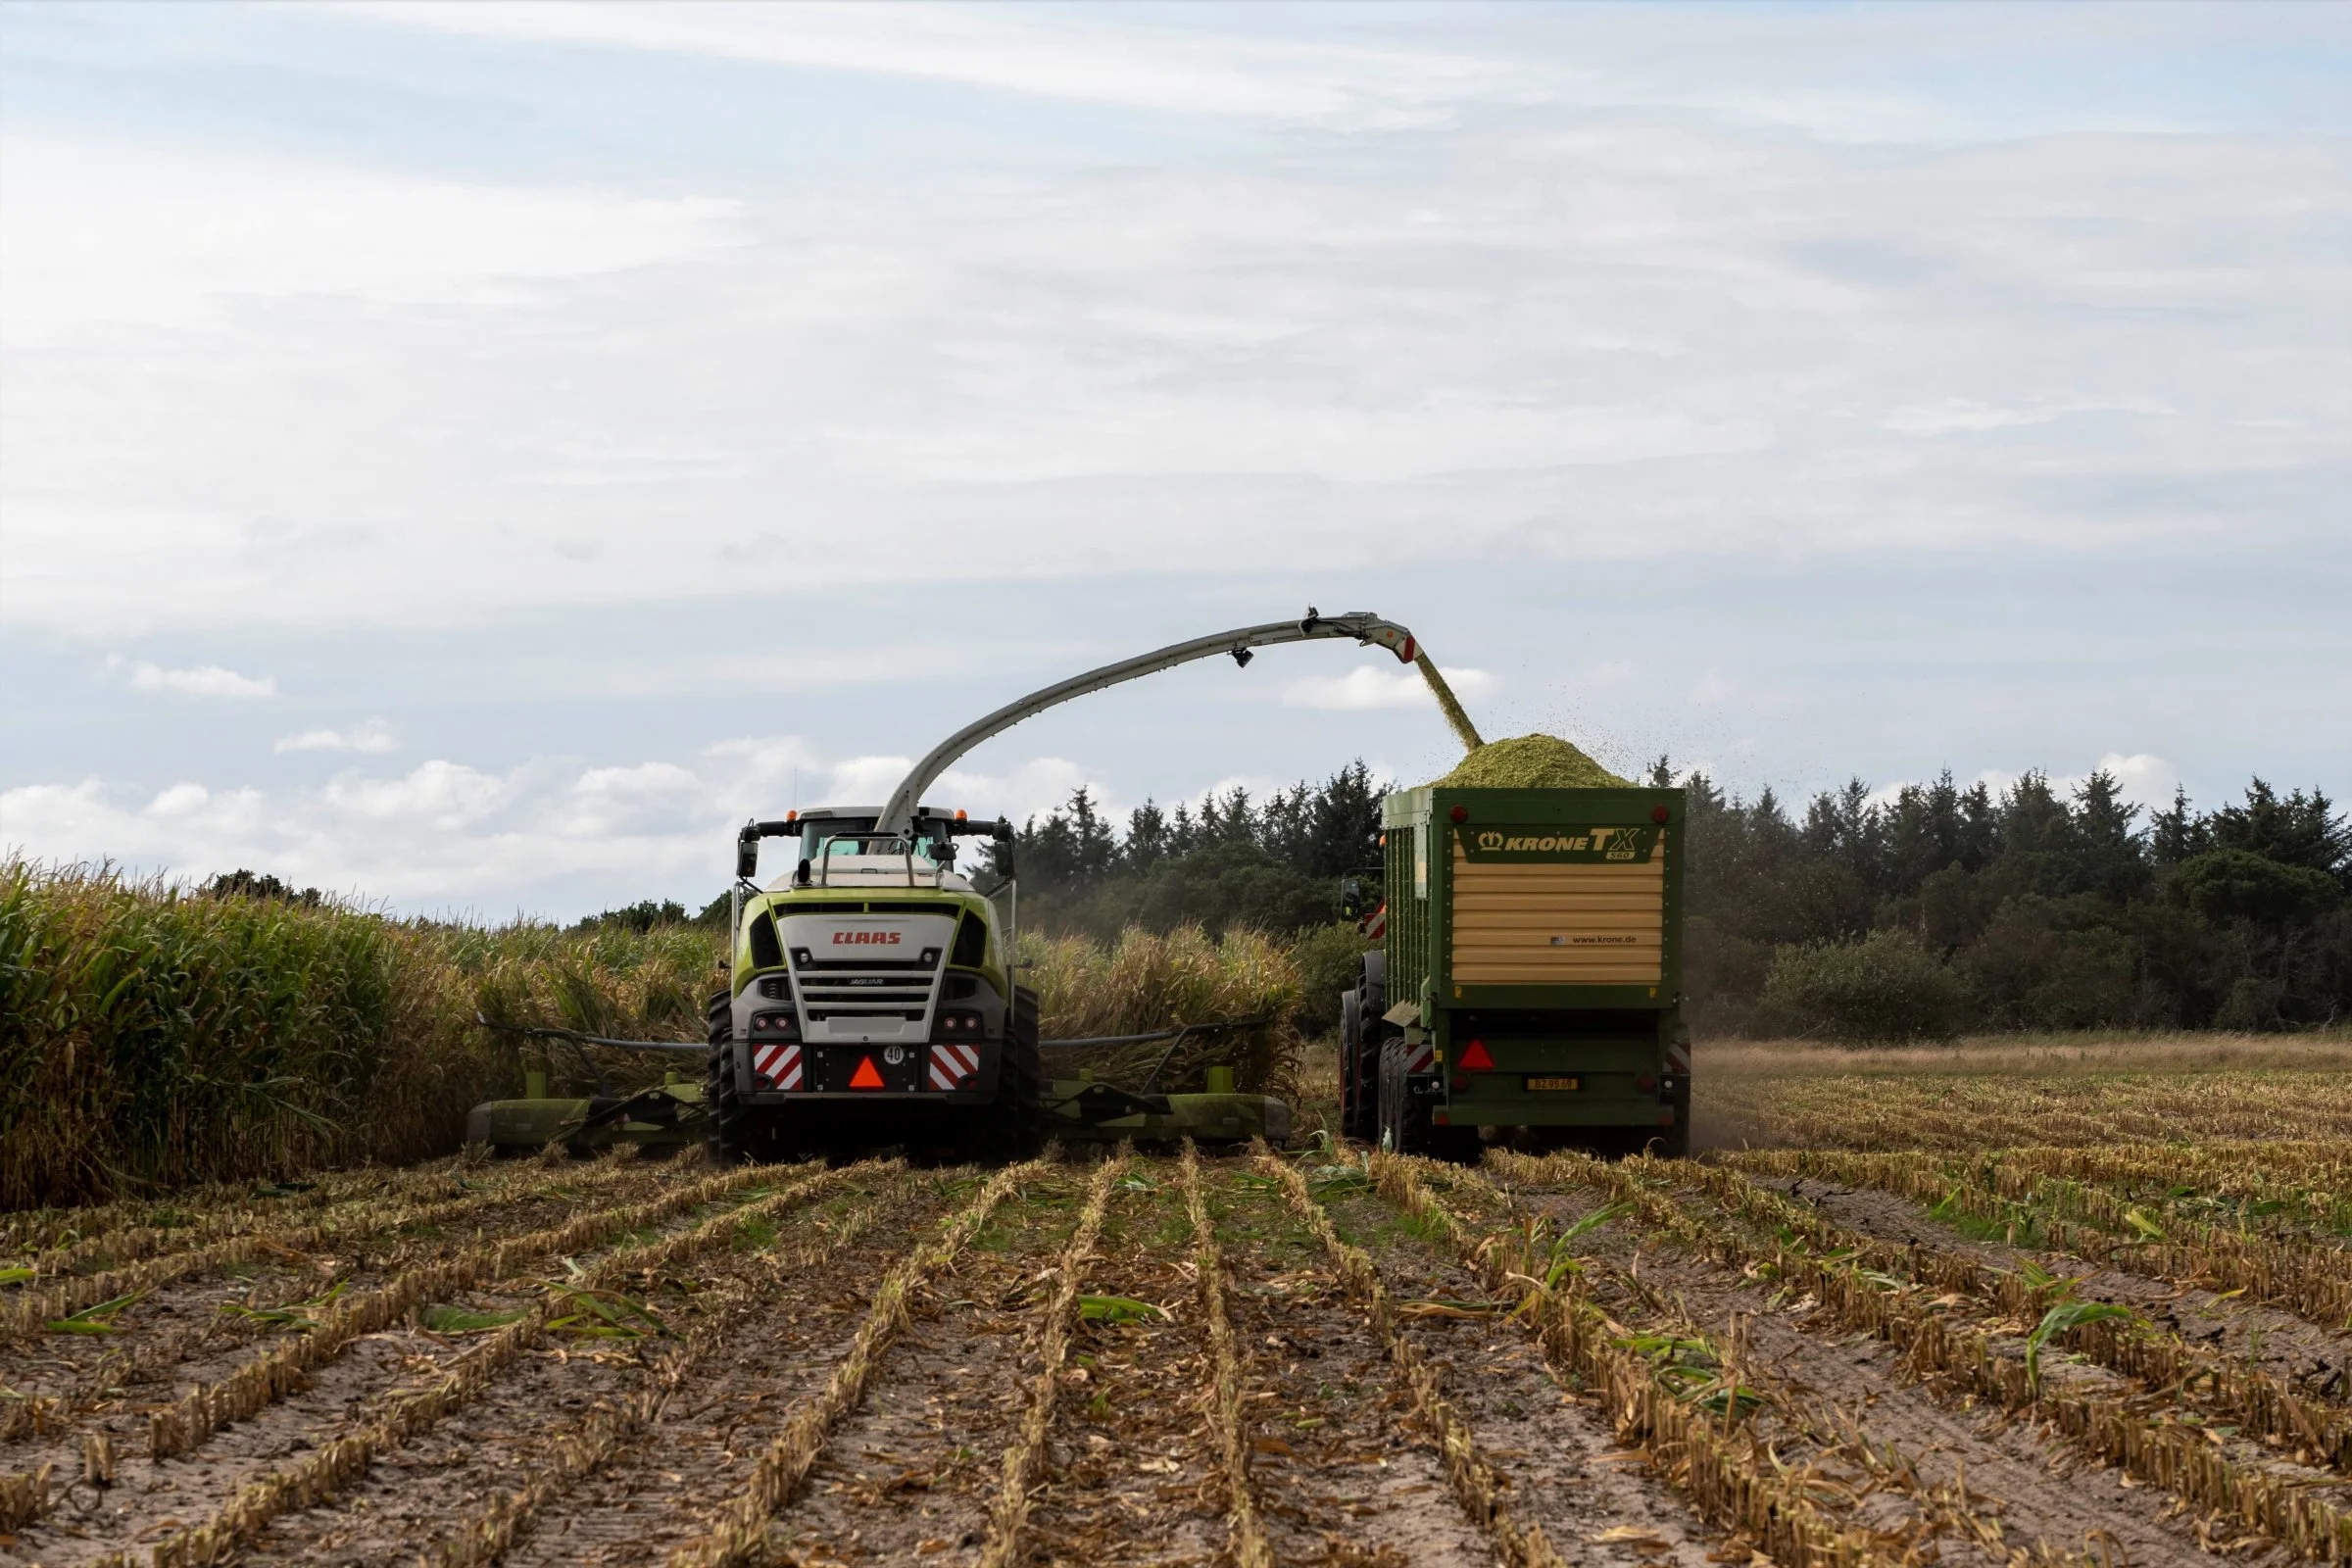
[1179,1141,1273,1568]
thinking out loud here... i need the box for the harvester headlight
[936,1010,983,1038]
[750,1010,798,1038]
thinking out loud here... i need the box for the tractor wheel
[704,988,766,1166]
[1338,988,1367,1142]
[968,987,1044,1165]
[1378,1037,1477,1163]
[1341,955,1387,1145]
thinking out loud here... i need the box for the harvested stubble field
[10,1047,2352,1568]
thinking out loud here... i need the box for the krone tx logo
[1477,830,1505,851]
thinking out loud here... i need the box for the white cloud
[1284,666,1495,712]
[109,658,278,699]
[0,738,1133,911]
[274,720,398,755]
[1,136,742,342]
[338,2,1534,127]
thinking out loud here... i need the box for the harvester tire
[971,986,1044,1164]
[704,988,765,1166]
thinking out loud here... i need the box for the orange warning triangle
[1457,1040,1494,1070]
[849,1054,886,1090]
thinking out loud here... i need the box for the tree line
[998,760,2349,1037]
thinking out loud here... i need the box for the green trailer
[1338,784,1690,1159]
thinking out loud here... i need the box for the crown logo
[1477,830,1504,851]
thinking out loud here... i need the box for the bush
[1287,921,1372,1038]
[1759,930,1966,1045]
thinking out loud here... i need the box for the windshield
[804,825,954,867]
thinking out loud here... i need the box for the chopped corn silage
[1431,734,1630,790]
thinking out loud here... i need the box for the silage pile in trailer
[1432,733,1630,789]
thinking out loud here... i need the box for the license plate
[1525,1076,1580,1092]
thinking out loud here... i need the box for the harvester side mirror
[794,858,812,887]
[736,838,760,880]
[1339,877,1366,920]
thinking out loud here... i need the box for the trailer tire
[1377,1039,1477,1163]
[1342,956,1387,1145]
[704,988,768,1166]
[1338,988,1368,1142]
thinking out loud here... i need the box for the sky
[2,1,2347,920]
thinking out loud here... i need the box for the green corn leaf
[46,1292,142,1334]
[2122,1207,2165,1242]
[1078,1295,1169,1325]
[2025,1299,2136,1389]
[420,1303,529,1334]
[1560,1201,1633,1244]
[0,1267,35,1287]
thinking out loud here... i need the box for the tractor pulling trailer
[1338,782,1691,1160]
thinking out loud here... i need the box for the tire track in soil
[1011,1165,1225,1568]
[1499,1171,2276,1568]
[230,1170,935,1567]
[1203,1169,1510,1567]
[760,1169,1090,1566]
[1303,1179,1721,1568]
[0,1162,812,1567]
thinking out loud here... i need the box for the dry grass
[1702,1030,2352,1079]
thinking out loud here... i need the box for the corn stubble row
[1714,1073,2352,1153]
[4,1154,654,1348]
[117,1160,876,1568]
[1180,1141,1275,1568]
[143,1154,777,1460]
[1691,1152,2352,1478]
[975,1153,1132,1568]
[423,1167,914,1568]
[1,1153,472,1273]
[1738,1145,2352,1342]
[1257,1152,1571,1568]
[1372,1154,1918,1568]
[1496,1150,2352,1562]
[661,1158,1050,1568]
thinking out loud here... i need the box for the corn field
[0,862,1305,1208]
[8,1016,2349,1565]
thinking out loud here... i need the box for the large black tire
[1338,988,1369,1142]
[1378,1037,1478,1163]
[965,986,1044,1165]
[704,988,768,1165]
[1341,955,1387,1145]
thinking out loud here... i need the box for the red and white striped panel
[1403,1040,1435,1075]
[1359,902,1387,940]
[1665,1040,1691,1074]
[929,1042,981,1091]
[752,1042,803,1090]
